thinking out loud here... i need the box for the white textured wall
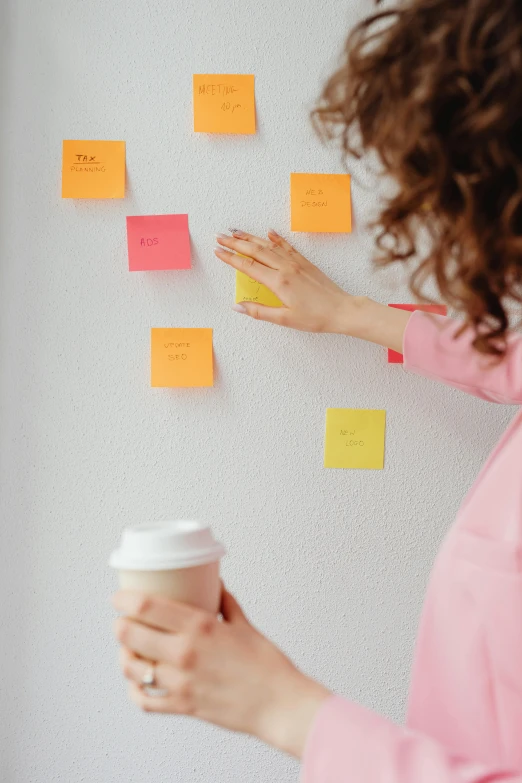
[0,0,514,781]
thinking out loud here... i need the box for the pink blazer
[302,311,522,783]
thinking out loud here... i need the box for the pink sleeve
[403,311,522,404]
[302,696,521,783]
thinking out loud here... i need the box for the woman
[112,1,522,781]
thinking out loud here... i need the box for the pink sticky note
[388,303,447,363]
[126,214,191,271]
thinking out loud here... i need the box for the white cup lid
[109,520,226,571]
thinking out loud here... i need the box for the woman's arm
[112,589,522,783]
[215,228,412,354]
[112,588,331,754]
[402,310,522,404]
[215,229,522,405]
[303,695,522,783]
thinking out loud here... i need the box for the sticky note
[324,408,386,470]
[61,140,125,198]
[388,304,447,363]
[126,215,191,272]
[235,271,282,307]
[290,173,351,233]
[193,74,256,134]
[151,328,213,388]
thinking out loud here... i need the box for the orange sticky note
[126,215,191,271]
[388,304,447,363]
[193,75,256,134]
[151,328,213,388]
[61,140,125,198]
[290,173,352,233]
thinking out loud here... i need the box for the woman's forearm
[214,229,415,352]
[337,296,414,354]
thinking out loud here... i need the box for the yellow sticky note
[193,74,256,134]
[324,408,386,469]
[151,328,213,388]
[61,140,125,198]
[291,173,352,233]
[235,271,282,307]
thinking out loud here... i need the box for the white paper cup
[109,521,226,613]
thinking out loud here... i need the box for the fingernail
[232,304,247,314]
[216,233,228,240]
[229,228,246,237]
[267,228,279,236]
[214,246,229,253]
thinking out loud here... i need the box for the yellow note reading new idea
[235,271,282,307]
[324,408,386,469]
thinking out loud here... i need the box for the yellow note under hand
[193,74,256,134]
[324,408,386,469]
[61,140,125,199]
[291,173,351,233]
[235,271,282,307]
[151,328,213,388]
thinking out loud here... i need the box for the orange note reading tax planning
[290,173,352,233]
[193,75,256,134]
[62,140,125,198]
[151,328,213,388]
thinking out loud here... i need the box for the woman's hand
[215,228,361,333]
[215,228,414,354]
[112,588,330,759]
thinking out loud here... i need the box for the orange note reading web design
[151,328,213,388]
[290,173,352,233]
[61,140,125,198]
[193,75,256,134]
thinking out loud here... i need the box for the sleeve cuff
[301,695,397,783]
[402,309,447,376]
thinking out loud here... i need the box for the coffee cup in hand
[109,521,226,613]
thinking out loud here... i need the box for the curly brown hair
[313,0,522,355]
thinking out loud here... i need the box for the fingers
[219,228,307,270]
[120,647,197,715]
[215,247,279,290]
[266,228,299,257]
[232,301,289,326]
[228,228,273,248]
[119,647,171,691]
[216,233,280,270]
[127,680,173,713]
[230,228,299,261]
[114,593,218,660]
[127,679,194,716]
[220,589,248,624]
[112,590,198,633]
[114,615,179,661]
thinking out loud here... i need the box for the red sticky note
[388,303,447,363]
[126,214,191,271]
